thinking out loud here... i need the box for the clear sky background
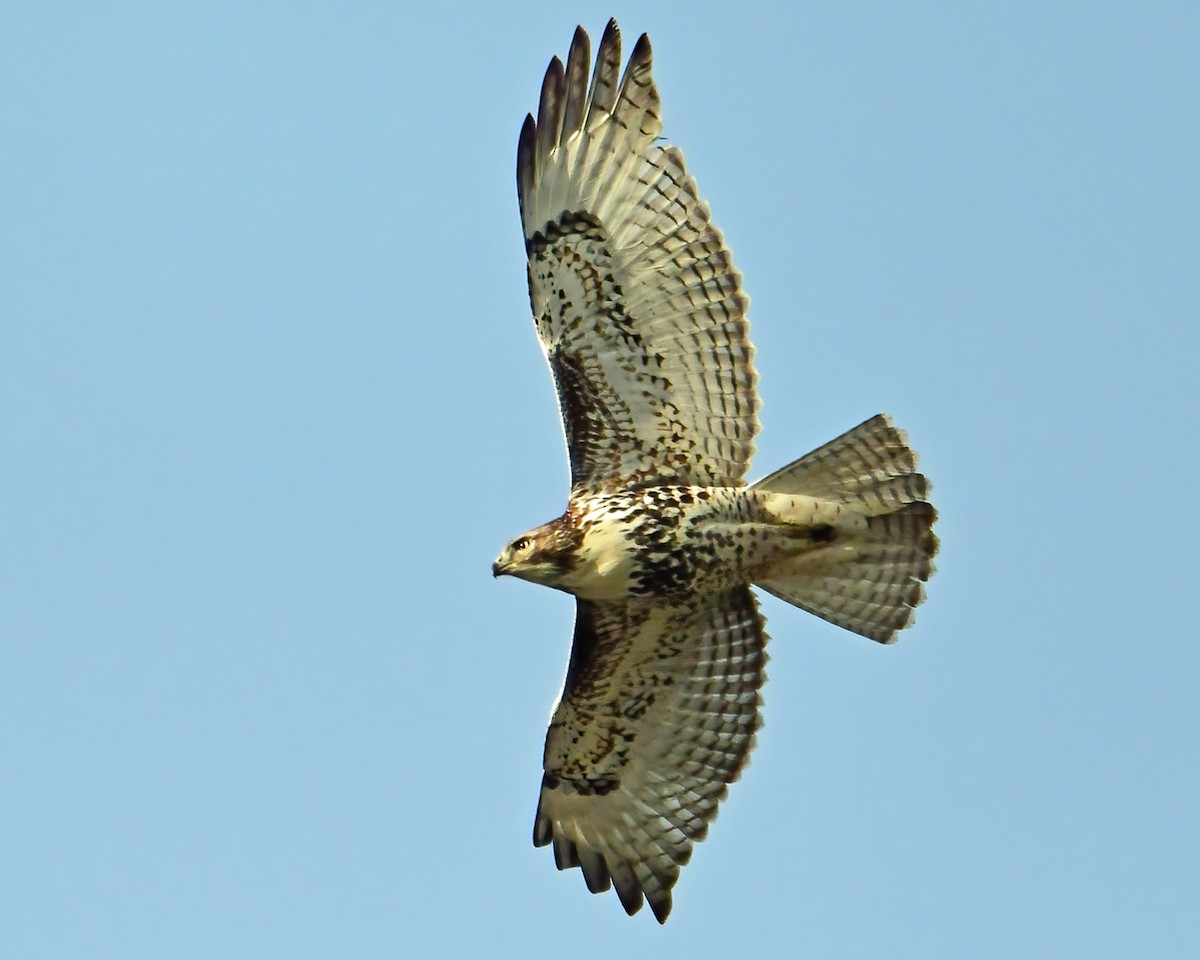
[3,1,1197,957]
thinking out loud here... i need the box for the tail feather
[753,417,938,644]
[755,414,921,513]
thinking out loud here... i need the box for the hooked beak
[492,560,507,578]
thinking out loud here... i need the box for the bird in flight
[494,19,938,923]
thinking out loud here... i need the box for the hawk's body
[494,20,938,923]
[533,486,869,602]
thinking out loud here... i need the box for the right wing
[533,587,768,922]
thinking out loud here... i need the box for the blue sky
[2,1,1197,956]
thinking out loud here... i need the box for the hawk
[494,20,938,923]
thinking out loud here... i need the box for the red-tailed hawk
[493,20,938,923]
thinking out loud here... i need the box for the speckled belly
[561,486,783,601]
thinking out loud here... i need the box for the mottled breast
[561,486,756,601]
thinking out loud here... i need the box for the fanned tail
[752,415,938,643]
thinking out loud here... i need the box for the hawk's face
[493,518,577,590]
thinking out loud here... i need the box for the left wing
[534,587,768,922]
[518,20,760,495]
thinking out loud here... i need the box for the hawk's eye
[512,537,530,552]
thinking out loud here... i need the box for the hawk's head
[493,517,579,589]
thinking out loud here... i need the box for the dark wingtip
[542,54,565,92]
[631,31,652,63]
[614,884,644,917]
[578,851,613,894]
[516,112,536,218]
[648,890,673,924]
[536,55,566,160]
[532,796,552,847]
[560,25,592,143]
[552,833,580,871]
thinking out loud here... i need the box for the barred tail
[751,414,938,644]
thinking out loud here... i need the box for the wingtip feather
[516,113,537,223]
[648,889,673,924]
[588,19,622,116]
[536,56,566,164]
[560,27,591,143]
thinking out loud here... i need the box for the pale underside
[534,588,766,922]
[516,19,768,922]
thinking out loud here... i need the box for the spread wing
[534,587,768,922]
[517,20,760,495]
